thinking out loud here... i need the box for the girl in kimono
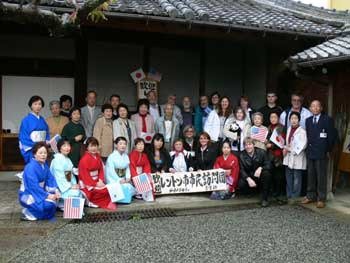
[19,142,60,221]
[211,140,239,200]
[50,139,81,208]
[146,133,171,173]
[19,96,50,164]
[129,138,151,177]
[78,137,116,210]
[113,103,137,154]
[106,137,136,203]
[61,107,86,168]
[169,139,195,172]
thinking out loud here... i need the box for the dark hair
[210,92,220,100]
[59,95,72,108]
[173,138,183,147]
[57,138,70,153]
[32,142,48,155]
[69,106,81,118]
[114,136,127,145]
[28,95,45,108]
[218,96,232,118]
[87,90,97,97]
[117,103,129,115]
[137,99,150,112]
[233,106,246,119]
[269,110,281,119]
[220,139,231,155]
[289,111,301,122]
[110,94,120,101]
[150,133,165,152]
[86,137,99,147]
[198,131,212,146]
[134,138,145,146]
[101,103,113,113]
[239,95,250,108]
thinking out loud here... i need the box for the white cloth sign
[152,169,227,195]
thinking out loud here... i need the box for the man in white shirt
[279,93,312,129]
[147,90,162,122]
[81,90,101,137]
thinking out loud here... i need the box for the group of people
[17,89,336,221]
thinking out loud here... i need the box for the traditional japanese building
[0,0,349,169]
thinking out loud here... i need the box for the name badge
[190,151,195,157]
[320,132,327,138]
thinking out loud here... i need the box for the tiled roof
[2,0,349,36]
[287,34,350,67]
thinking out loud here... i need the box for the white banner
[152,169,227,195]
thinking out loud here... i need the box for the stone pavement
[1,171,350,262]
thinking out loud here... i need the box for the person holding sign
[19,142,60,221]
[250,112,268,151]
[211,140,240,200]
[146,133,171,173]
[19,96,50,164]
[302,100,336,208]
[169,139,195,172]
[129,138,151,177]
[238,137,271,207]
[78,137,116,210]
[131,99,155,144]
[194,132,218,171]
[266,111,286,204]
[105,137,136,204]
[50,139,81,208]
[283,112,307,201]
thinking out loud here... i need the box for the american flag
[63,197,84,219]
[251,126,268,142]
[49,134,61,153]
[147,67,162,82]
[132,173,152,194]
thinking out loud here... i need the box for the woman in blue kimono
[50,138,81,208]
[19,96,50,164]
[19,142,60,221]
[106,137,136,203]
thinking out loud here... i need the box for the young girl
[50,139,81,208]
[105,137,136,204]
[250,112,268,151]
[19,142,60,221]
[169,139,195,172]
[129,138,151,177]
[19,96,50,164]
[146,133,171,173]
[283,112,307,200]
[266,111,286,204]
[211,140,240,200]
[61,107,86,168]
[78,137,116,210]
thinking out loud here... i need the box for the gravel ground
[11,206,350,263]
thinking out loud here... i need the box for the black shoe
[261,200,269,207]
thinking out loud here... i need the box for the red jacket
[129,150,151,177]
[214,154,240,192]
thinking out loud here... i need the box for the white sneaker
[15,171,23,181]
[21,208,37,221]
[87,202,99,208]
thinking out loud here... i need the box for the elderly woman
[19,96,50,164]
[106,137,136,204]
[19,142,60,221]
[113,103,137,154]
[46,100,69,138]
[182,125,198,157]
[93,103,114,161]
[131,99,155,143]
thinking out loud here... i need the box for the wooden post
[327,83,334,200]
[74,33,88,107]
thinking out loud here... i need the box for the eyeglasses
[186,130,194,133]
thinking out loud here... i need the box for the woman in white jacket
[283,111,307,199]
[204,96,233,142]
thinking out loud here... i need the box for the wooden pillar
[327,83,335,200]
[74,32,88,107]
[199,41,206,96]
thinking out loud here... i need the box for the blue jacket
[305,113,336,160]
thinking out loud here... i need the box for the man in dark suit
[302,100,336,208]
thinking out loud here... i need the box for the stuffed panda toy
[228,121,242,148]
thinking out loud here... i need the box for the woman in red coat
[78,137,116,210]
[211,140,240,200]
[129,138,151,177]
